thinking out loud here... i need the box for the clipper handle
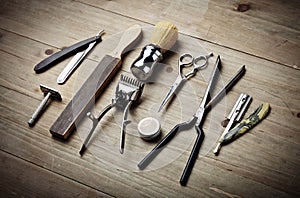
[130,44,162,82]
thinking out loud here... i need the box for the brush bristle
[150,21,178,53]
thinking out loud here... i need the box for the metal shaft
[205,65,246,109]
[28,92,51,127]
[120,101,133,154]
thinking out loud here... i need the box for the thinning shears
[158,52,213,112]
[138,56,246,186]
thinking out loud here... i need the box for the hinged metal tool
[213,93,251,155]
[79,74,144,155]
[138,57,246,186]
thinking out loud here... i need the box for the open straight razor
[50,24,142,139]
[57,30,104,84]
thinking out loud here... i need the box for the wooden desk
[1,0,299,197]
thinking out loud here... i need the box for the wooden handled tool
[50,25,142,139]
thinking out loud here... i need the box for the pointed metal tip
[97,29,105,36]
[79,145,86,156]
[57,78,65,85]
[213,149,219,156]
[120,147,124,154]
[158,101,166,112]
[158,106,163,112]
[213,143,221,155]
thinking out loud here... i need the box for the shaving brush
[131,21,178,82]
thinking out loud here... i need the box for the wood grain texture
[79,0,300,68]
[0,0,299,197]
[50,55,121,139]
[0,151,112,197]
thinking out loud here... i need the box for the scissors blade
[195,55,222,125]
[158,76,185,112]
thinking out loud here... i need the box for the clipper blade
[114,74,144,108]
[120,74,144,88]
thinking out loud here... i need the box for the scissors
[158,52,213,112]
[138,56,246,186]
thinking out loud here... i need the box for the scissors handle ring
[178,53,194,68]
[193,52,213,70]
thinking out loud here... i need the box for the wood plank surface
[79,0,300,68]
[0,0,299,197]
[0,151,112,198]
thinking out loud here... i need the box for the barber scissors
[138,56,246,186]
[158,52,213,112]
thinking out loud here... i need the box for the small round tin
[138,117,161,141]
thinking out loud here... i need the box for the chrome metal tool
[158,52,213,112]
[34,30,104,74]
[50,25,141,140]
[214,99,270,155]
[138,56,246,186]
[213,93,251,155]
[79,74,144,155]
[57,30,104,84]
[28,85,62,127]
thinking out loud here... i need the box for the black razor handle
[34,34,102,73]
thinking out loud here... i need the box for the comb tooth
[135,79,141,88]
[118,74,144,89]
[123,76,128,83]
[130,78,135,86]
[136,80,140,87]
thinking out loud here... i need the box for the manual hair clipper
[79,74,144,155]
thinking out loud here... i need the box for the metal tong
[79,74,144,155]
[213,93,251,155]
[138,56,246,186]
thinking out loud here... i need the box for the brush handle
[130,44,163,82]
[50,25,142,139]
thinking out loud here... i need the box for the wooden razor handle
[50,25,142,139]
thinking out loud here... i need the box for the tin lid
[138,117,161,140]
